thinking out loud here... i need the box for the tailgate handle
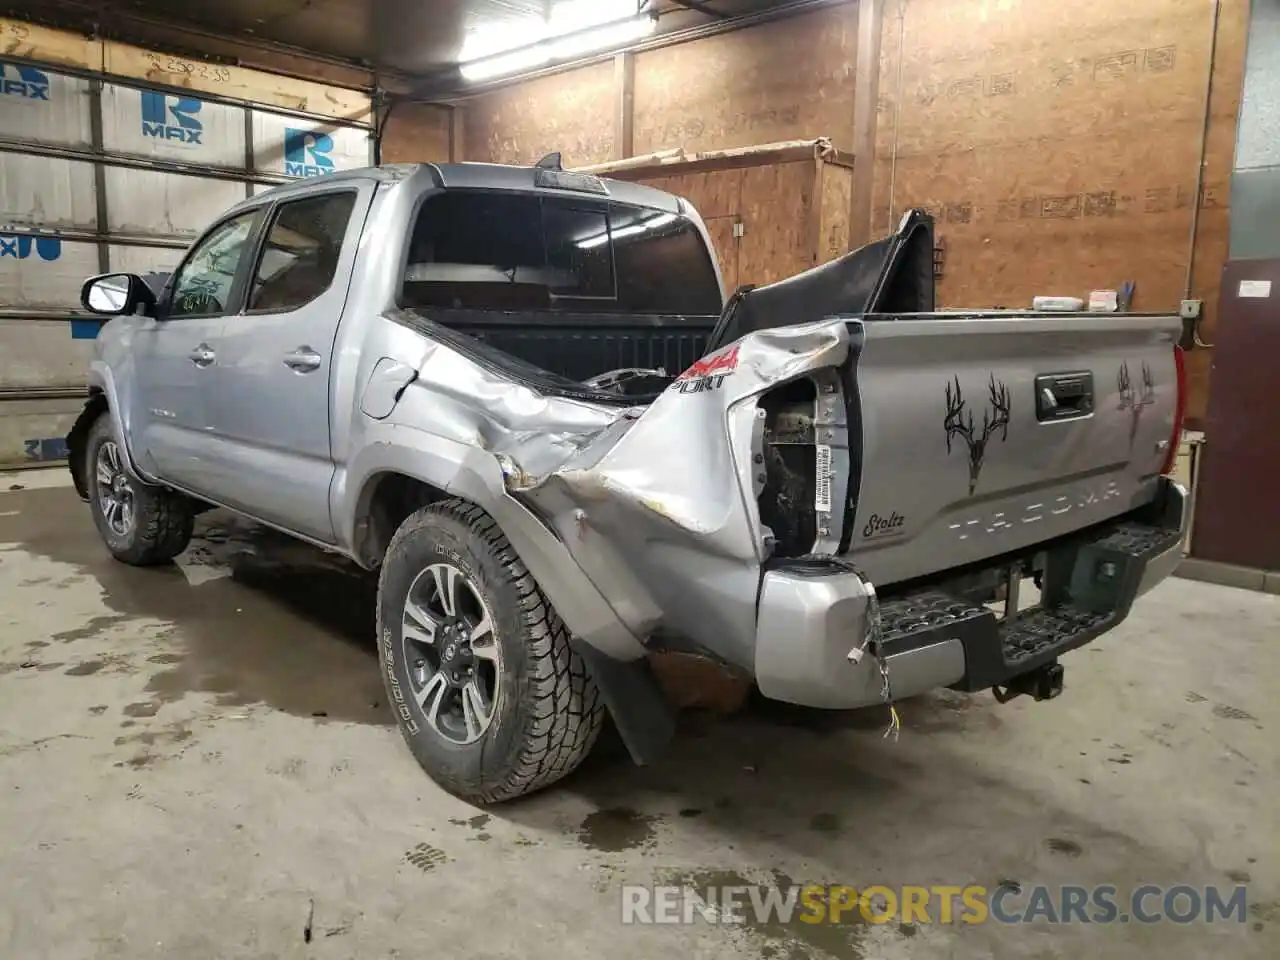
[1035,372,1094,422]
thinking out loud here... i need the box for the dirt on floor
[0,473,1276,960]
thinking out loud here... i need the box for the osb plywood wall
[870,0,1248,424]
[631,8,856,154]
[381,103,452,163]
[462,60,617,165]
[446,0,1246,422]
[462,6,855,165]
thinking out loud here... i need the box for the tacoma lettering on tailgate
[948,479,1124,541]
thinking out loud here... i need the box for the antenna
[534,151,563,170]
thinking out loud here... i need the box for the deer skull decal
[1117,361,1156,450]
[944,374,1012,496]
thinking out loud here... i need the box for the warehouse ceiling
[1,0,816,79]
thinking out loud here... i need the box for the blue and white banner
[101,83,246,168]
[0,234,97,309]
[0,60,92,146]
[251,110,371,179]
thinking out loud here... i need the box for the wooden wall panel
[380,103,451,163]
[656,169,744,220]
[818,164,854,263]
[632,7,856,155]
[739,161,816,284]
[703,216,741,293]
[462,61,615,166]
[867,0,1248,423]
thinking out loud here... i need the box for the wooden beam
[0,16,372,123]
[614,50,636,161]
[848,0,884,249]
[449,105,466,161]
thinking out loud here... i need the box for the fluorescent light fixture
[460,13,657,82]
[459,0,639,63]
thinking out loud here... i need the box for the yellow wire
[883,705,901,741]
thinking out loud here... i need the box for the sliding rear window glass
[402,190,721,316]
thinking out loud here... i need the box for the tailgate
[843,311,1182,586]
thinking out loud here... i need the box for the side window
[167,211,259,318]
[247,191,358,314]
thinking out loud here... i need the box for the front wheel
[84,413,194,566]
[376,499,604,804]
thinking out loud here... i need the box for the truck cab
[70,161,725,546]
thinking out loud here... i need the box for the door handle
[283,346,322,373]
[1035,372,1094,422]
[188,344,216,367]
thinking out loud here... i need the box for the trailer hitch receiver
[992,660,1064,704]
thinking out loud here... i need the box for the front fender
[339,422,647,662]
[65,392,105,501]
[66,362,152,502]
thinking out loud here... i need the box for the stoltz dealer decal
[863,511,906,540]
[675,344,740,395]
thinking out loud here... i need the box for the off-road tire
[376,499,605,804]
[85,413,194,566]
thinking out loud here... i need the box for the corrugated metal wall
[0,20,374,466]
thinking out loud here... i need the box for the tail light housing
[1161,343,1186,476]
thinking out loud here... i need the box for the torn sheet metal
[521,319,849,667]
[376,314,849,670]
[390,337,635,486]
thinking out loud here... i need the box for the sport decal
[674,344,740,395]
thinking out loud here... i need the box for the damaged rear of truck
[495,208,1187,728]
[364,200,1187,796]
[69,162,1187,804]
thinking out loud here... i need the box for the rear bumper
[754,477,1188,709]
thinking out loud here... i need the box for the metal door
[198,184,370,543]
[130,208,262,490]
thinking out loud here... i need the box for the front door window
[167,211,259,318]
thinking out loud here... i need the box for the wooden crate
[577,138,855,293]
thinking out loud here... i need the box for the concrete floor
[0,469,1276,960]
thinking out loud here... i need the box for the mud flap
[571,639,676,766]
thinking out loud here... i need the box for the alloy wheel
[402,562,502,745]
[95,440,135,538]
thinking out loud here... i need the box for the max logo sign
[0,63,50,101]
[674,344,740,394]
[284,128,335,178]
[141,93,203,144]
[0,235,61,261]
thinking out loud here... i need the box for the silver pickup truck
[67,158,1189,804]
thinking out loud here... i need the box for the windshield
[401,190,723,316]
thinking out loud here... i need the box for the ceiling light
[461,14,657,82]
[459,0,639,63]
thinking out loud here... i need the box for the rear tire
[376,499,604,804]
[85,413,194,566]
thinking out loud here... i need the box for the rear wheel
[376,499,604,804]
[85,413,193,566]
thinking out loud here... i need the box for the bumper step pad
[875,521,1183,693]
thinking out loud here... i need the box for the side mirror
[80,273,156,317]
